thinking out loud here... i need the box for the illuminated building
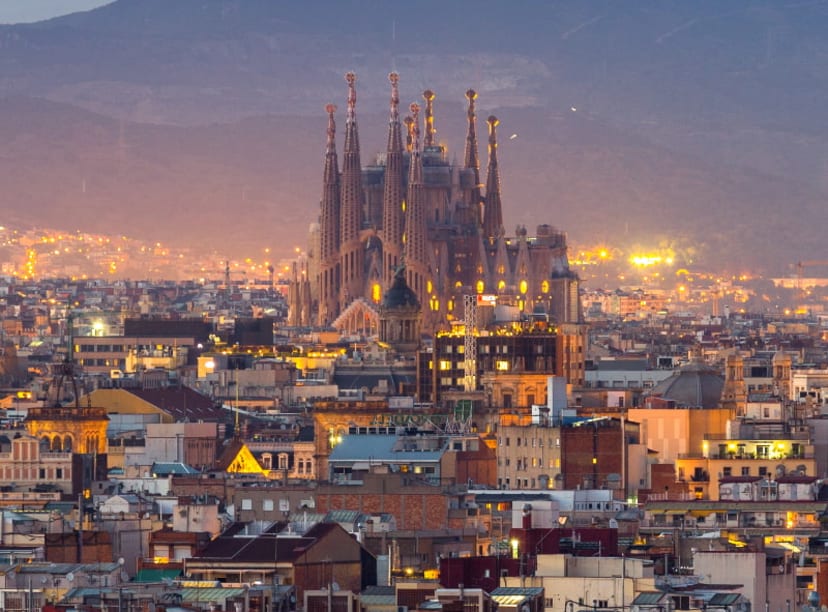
[21,364,109,496]
[378,264,421,354]
[302,72,581,332]
[420,315,585,404]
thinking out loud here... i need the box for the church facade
[291,72,581,333]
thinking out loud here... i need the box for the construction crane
[463,294,497,391]
[463,295,477,392]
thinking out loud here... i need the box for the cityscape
[1,2,828,612]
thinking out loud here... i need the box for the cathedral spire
[482,115,504,240]
[324,103,338,182]
[318,103,341,326]
[382,72,406,289]
[389,71,400,120]
[404,102,427,301]
[404,115,415,153]
[423,89,436,147]
[340,71,365,308]
[409,103,422,181]
[464,89,481,189]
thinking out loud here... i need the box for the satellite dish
[331,582,341,592]
[118,557,125,566]
[66,572,75,583]
[41,577,48,584]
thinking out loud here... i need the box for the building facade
[293,72,581,333]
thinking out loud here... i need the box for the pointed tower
[288,260,301,327]
[404,103,428,303]
[464,89,482,192]
[463,88,484,231]
[404,115,415,153]
[423,89,436,147]
[318,103,341,326]
[339,71,365,308]
[721,353,747,415]
[772,351,792,400]
[381,72,406,290]
[482,115,504,241]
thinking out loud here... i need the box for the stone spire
[482,115,504,240]
[382,72,406,289]
[423,89,436,147]
[339,71,365,308]
[318,103,341,325]
[464,89,481,190]
[404,115,415,153]
[404,102,427,301]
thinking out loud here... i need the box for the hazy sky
[0,0,112,24]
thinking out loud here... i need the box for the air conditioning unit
[299,497,316,509]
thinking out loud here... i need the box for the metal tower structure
[463,294,477,391]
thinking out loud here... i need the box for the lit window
[496,360,509,371]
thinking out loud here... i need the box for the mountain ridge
[0,0,826,273]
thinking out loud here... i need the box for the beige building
[628,407,731,465]
[693,549,796,610]
[74,335,197,375]
[675,432,815,501]
[504,555,654,612]
[497,421,562,490]
[0,434,74,493]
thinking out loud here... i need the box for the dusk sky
[0,0,111,23]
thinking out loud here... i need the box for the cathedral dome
[382,266,420,310]
[645,361,724,409]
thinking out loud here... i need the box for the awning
[134,568,182,583]
[181,587,246,603]
[665,510,685,515]
[690,510,714,517]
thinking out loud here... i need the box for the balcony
[703,451,814,460]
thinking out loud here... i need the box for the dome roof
[645,361,724,409]
[382,266,420,310]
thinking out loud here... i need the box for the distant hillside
[0,95,822,273]
[0,0,826,272]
